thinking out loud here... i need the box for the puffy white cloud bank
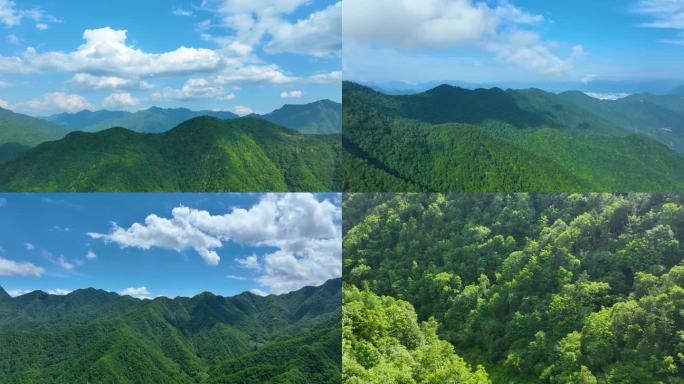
[343,0,583,77]
[90,193,342,294]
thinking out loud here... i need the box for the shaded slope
[259,100,342,134]
[0,107,70,147]
[0,117,340,192]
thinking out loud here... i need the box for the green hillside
[343,82,684,192]
[0,117,340,192]
[260,100,342,134]
[343,193,684,384]
[0,279,341,384]
[559,91,684,152]
[0,107,70,147]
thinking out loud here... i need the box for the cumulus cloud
[266,2,341,57]
[41,250,76,270]
[0,0,59,28]
[23,92,93,113]
[102,92,139,108]
[344,0,581,77]
[90,194,342,294]
[35,23,47,30]
[249,288,268,296]
[201,0,341,57]
[85,250,97,260]
[24,242,34,250]
[119,286,152,299]
[232,105,253,116]
[0,257,44,276]
[280,90,302,98]
[71,73,140,90]
[236,253,260,270]
[151,78,235,101]
[47,288,71,295]
[0,98,8,109]
[308,71,342,84]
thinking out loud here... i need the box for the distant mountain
[45,100,342,135]
[257,100,341,134]
[0,107,70,147]
[343,81,684,192]
[0,117,340,192]
[0,279,341,383]
[47,107,239,134]
[559,91,684,152]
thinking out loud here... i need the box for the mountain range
[45,100,341,135]
[0,116,340,192]
[0,278,342,384]
[343,81,684,192]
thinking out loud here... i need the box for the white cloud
[0,0,59,28]
[582,74,598,84]
[236,253,260,270]
[280,90,302,99]
[172,7,193,16]
[102,92,139,108]
[24,242,34,251]
[152,78,236,101]
[90,193,342,294]
[47,288,71,295]
[71,73,134,89]
[56,255,74,270]
[7,289,30,297]
[86,250,97,260]
[226,274,248,280]
[636,0,684,44]
[0,257,44,276]
[249,288,268,296]
[585,92,630,101]
[0,99,8,109]
[41,250,76,270]
[119,286,152,299]
[23,92,93,113]
[344,0,580,77]
[308,70,342,84]
[232,105,253,116]
[35,23,47,30]
[266,2,341,57]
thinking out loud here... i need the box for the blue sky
[0,193,342,299]
[0,0,341,116]
[343,0,684,91]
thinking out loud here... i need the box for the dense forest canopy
[342,82,684,192]
[0,279,342,384]
[0,117,340,192]
[343,193,684,383]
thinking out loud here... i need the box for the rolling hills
[0,278,342,384]
[0,107,70,147]
[0,117,340,192]
[46,100,342,135]
[343,81,684,192]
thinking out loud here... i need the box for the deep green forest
[0,278,342,384]
[342,82,684,192]
[0,117,340,192]
[343,193,684,383]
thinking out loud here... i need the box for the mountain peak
[0,286,10,300]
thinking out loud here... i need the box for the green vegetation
[261,100,342,134]
[0,279,341,384]
[343,193,684,383]
[343,82,684,191]
[0,117,340,192]
[0,107,70,147]
[559,91,684,152]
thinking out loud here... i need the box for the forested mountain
[0,278,342,384]
[0,107,70,147]
[343,193,684,383]
[343,82,684,192]
[0,117,340,192]
[45,100,342,135]
[258,100,342,134]
[47,107,239,134]
[559,91,684,152]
